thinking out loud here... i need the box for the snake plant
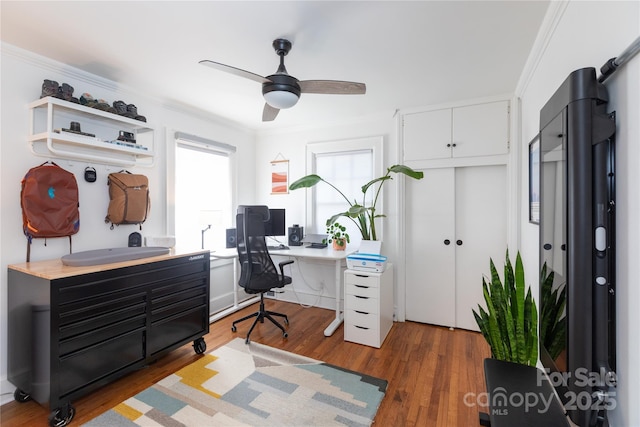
[289,164,424,241]
[539,262,566,361]
[473,250,538,366]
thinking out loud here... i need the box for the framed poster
[271,159,289,194]
[529,135,540,224]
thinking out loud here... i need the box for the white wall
[0,43,257,403]
[516,2,639,425]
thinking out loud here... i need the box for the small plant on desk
[324,222,350,250]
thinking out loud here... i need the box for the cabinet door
[405,165,507,330]
[403,108,452,161]
[454,165,507,331]
[405,168,456,326]
[452,101,509,158]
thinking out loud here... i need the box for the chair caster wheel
[284,318,289,325]
[231,325,237,332]
[283,332,288,338]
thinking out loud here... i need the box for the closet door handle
[456,239,463,246]
[444,239,451,245]
[446,143,451,148]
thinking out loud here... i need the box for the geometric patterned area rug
[83,338,388,427]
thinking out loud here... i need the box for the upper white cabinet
[402,100,509,161]
[403,107,452,160]
[28,97,155,167]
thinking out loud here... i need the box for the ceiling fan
[199,39,366,122]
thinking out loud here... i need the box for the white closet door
[405,168,456,326]
[454,165,507,331]
[405,165,507,330]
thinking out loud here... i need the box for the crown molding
[2,42,120,93]
[515,1,570,97]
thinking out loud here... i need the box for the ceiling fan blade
[299,80,366,95]
[199,60,270,84]
[262,103,280,122]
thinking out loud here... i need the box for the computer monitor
[264,208,286,237]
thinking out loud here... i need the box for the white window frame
[305,136,384,238]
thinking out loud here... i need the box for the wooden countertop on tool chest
[8,248,209,280]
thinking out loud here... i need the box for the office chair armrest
[278,259,294,275]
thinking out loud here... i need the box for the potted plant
[289,164,424,241]
[472,250,538,366]
[324,221,350,250]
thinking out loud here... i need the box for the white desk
[211,246,352,336]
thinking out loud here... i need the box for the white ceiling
[1,1,549,131]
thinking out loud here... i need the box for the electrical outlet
[266,291,275,297]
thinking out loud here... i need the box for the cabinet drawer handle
[355,295,369,299]
[446,143,451,148]
[355,274,370,278]
[456,239,463,246]
[355,285,369,289]
[355,310,369,315]
[355,325,370,330]
[444,239,450,245]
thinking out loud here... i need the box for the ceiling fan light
[264,90,299,109]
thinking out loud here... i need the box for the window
[172,132,235,251]
[307,136,383,246]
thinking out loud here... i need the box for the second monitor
[264,208,286,237]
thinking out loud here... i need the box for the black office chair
[232,206,294,344]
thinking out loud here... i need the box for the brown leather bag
[105,171,150,228]
[21,161,79,261]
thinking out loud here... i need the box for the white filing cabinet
[343,264,393,348]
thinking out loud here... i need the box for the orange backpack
[21,162,80,261]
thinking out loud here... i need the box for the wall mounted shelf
[29,97,155,167]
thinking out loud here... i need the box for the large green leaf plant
[473,250,538,366]
[289,165,424,241]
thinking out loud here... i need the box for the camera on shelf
[117,130,136,143]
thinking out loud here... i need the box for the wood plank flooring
[0,301,491,426]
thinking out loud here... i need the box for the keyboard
[267,245,289,251]
[306,243,327,249]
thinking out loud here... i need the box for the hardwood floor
[0,301,491,426]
